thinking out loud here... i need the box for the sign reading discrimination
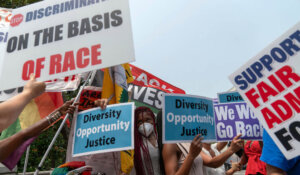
[229,22,300,159]
[73,102,134,157]
[163,94,216,143]
[215,92,263,141]
[0,0,135,91]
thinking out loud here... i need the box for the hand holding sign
[23,73,45,99]
[188,134,203,159]
[94,98,108,110]
[229,134,243,153]
[57,99,79,116]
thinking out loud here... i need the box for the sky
[128,0,300,98]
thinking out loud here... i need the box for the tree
[0,0,41,9]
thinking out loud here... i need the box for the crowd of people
[0,75,299,175]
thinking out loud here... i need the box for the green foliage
[18,120,67,172]
[0,0,41,9]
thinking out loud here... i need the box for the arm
[239,152,248,165]
[216,142,227,152]
[226,162,241,175]
[163,135,202,175]
[266,164,286,175]
[0,100,77,162]
[202,134,243,168]
[0,74,45,132]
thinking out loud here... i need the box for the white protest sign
[229,22,300,159]
[0,0,135,91]
[0,8,11,77]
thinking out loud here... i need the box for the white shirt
[202,144,226,175]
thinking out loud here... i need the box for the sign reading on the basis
[229,22,300,159]
[214,101,263,141]
[0,0,135,91]
[163,94,216,143]
[73,102,134,157]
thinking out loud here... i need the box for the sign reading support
[73,102,134,157]
[163,94,216,143]
[0,0,135,91]
[215,92,263,141]
[229,22,300,159]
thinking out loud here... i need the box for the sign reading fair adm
[163,94,216,143]
[0,0,134,91]
[229,22,300,159]
[73,102,134,157]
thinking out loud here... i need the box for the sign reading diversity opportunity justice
[230,22,300,159]
[0,0,135,91]
[73,102,134,157]
[163,94,216,143]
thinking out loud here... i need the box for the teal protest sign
[218,91,244,104]
[163,94,216,143]
[72,102,134,157]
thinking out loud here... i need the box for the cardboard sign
[72,102,134,157]
[214,101,263,141]
[163,94,216,143]
[78,86,102,112]
[0,0,135,91]
[229,22,300,159]
[0,74,80,101]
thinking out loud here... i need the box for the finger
[94,100,100,106]
[29,73,36,80]
[233,133,242,140]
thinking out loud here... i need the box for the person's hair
[134,106,157,175]
[156,110,166,175]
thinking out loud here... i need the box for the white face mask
[138,123,154,137]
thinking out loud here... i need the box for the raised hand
[94,98,108,110]
[229,134,244,153]
[188,134,203,159]
[23,74,46,98]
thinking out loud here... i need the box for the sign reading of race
[0,0,135,91]
[229,22,300,159]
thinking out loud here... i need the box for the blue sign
[218,91,244,104]
[73,102,134,157]
[163,94,216,143]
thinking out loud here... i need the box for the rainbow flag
[0,92,63,170]
[101,63,134,174]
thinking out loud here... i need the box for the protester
[239,140,266,175]
[163,134,243,175]
[260,130,300,175]
[0,100,78,162]
[0,74,45,132]
[202,142,241,175]
[134,106,165,175]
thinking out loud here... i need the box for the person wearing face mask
[134,107,165,175]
